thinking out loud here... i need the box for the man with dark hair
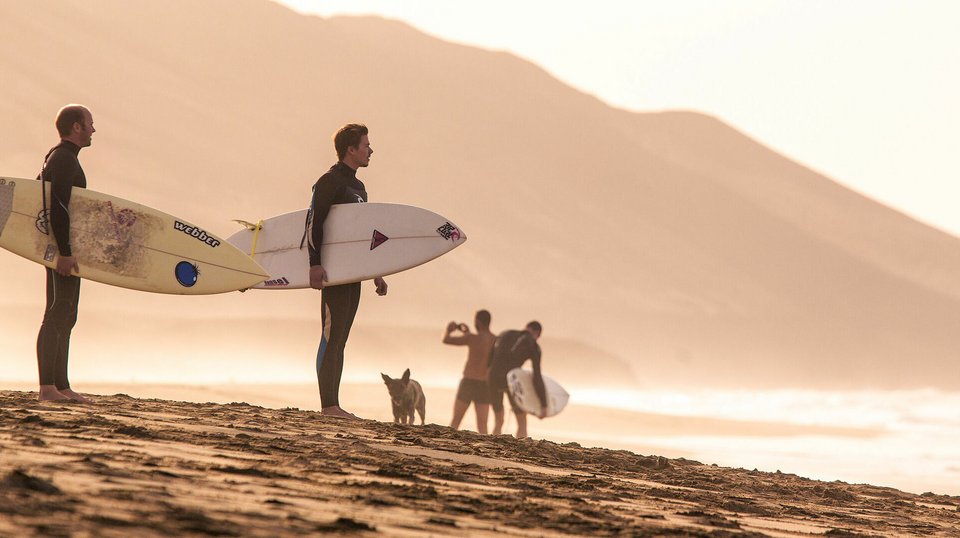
[442,309,495,433]
[487,321,546,438]
[36,104,95,403]
[307,123,387,419]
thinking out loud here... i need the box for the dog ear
[381,373,391,384]
[402,368,410,384]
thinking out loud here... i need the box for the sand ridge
[1,390,958,536]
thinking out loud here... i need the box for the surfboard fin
[233,219,262,231]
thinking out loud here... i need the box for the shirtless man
[442,310,495,433]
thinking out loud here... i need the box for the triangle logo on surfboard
[370,229,389,250]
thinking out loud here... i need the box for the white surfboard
[226,203,467,289]
[507,368,570,418]
[0,177,269,294]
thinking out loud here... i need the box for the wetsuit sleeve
[307,177,343,266]
[529,344,547,408]
[44,153,80,257]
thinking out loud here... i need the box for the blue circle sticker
[175,261,199,287]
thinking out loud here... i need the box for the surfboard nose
[220,245,271,285]
[438,219,466,244]
[236,252,271,279]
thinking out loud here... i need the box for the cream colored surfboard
[0,177,268,294]
[227,203,467,289]
[507,368,570,417]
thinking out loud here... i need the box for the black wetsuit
[487,330,546,414]
[307,162,367,408]
[36,141,85,389]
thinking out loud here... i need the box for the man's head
[475,309,491,331]
[56,105,95,147]
[525,321,542,339]
[334,123,372,169]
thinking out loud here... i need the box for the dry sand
[2,391,959,536]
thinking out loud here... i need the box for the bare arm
[442,321,470,345]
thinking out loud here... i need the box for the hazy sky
[276,0,959,237]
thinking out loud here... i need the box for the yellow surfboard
[0,177,268,294]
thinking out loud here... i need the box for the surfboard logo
[174,261,199,287]
[35,209,51,235]
[370,229,389,250]
[262,276,290,287]
[436,222,460,241]
[173,220,221,248]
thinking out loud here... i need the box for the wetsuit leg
[334,283,361,397]
[316,282,361,408]
[487,371,507,415]
[36,268,81,390]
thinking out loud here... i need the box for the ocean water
[569,387,960,496]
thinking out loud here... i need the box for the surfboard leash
[37,146,57,236]
[250,219,264,257]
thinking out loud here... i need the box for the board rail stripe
[248,235,450,256]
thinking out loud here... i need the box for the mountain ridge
[1,0,958,389]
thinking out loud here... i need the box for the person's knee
[325,324,350,346]
[43,310,75,328]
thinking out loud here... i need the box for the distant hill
[2,0,959,389]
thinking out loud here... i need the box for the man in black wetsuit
[307,124,387,419]
[487,321,547,438]
[36,104,95,403]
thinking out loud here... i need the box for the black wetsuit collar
[56,140,82,155]
[332,161,358,178]
[43,140,80,164]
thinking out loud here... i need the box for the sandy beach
[2,390,958,537]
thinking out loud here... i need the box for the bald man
[36,104,95,403]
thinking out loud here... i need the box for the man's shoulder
[465,332,490,346]
[518,332,538,346]
[44,146,80,179]
[316,168,343,183]
[320,161,358,179]
[46,145,79,165]
[494,330,523,349]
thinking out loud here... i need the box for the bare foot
[59,388,91,403]
[321,406,360,419]
[38,385,70,402]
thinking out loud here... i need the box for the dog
[381,368,426,425]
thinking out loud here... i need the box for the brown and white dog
[381,368,426,425]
